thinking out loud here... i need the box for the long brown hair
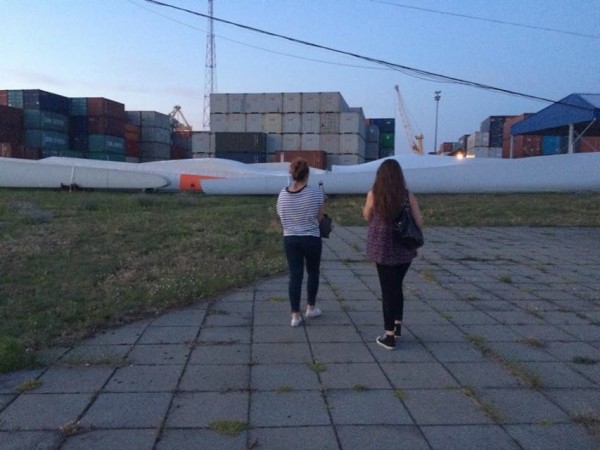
[372,159,408,221]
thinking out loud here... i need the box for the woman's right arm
[362,191,374,221]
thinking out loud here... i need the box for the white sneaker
[305,307,322,318]
[291,316,303,327]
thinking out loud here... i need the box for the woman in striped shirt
[276,158,325,327]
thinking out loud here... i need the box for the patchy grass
[520,337,547,349]
[0,336,36,373]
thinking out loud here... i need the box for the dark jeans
[376,262,412,332]
[283,235,322,313]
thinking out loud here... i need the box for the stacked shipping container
[126,111,172,162]
[502,114,542,158]
[0,105,27,158]
[208,92,366,168]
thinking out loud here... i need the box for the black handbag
[392,202,424,250]
[320,213,333,238]
[318,181,333,238]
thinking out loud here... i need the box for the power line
[371,0,600,40]
[143,0,595,112]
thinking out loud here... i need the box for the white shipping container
[301,113,320,134]
[210,114,227,132]
[192,131,211,154]
[283,93,302,113]
[283,113,302,133]
[320,92,348,113]
[244,94,265,113]
[228,94,245,113]
[340,111,366,135]
[226,114,246,132]
[301,133,320,150]
[266,133,282,153]
[265,93,283,113]
[211,94,228,114]
[339,133,365,156]
[319,134,339,154]
[282,134,301,150]
[263,114,283,133]
[245,114,263,132]
[301,92,321,113]
[319,113,340,134]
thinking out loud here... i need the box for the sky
[1,0,599,153]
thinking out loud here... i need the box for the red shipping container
[87,97,126,120]
[579,136,600,153]
[0,90,7,106]
[88,116,125,137]
[125,138,140,157]
[273,150,327,170]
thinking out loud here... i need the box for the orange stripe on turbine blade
[179,174,223,191]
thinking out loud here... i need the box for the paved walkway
[1,227,599,450]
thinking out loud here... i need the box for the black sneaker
[376,334,396,350]
[394,324,402,339]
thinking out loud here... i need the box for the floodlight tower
[202,0,216,130]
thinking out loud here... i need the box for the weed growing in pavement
[208,420,249,436]
[572,412,600,440]
[308,361,327,373]
[393,389,407,401]
[276,385,292,393]
[15,379,42,393]
[456,386,503,423]
[352,385,368,392]
[465,334,542,389]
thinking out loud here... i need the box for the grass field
[1,189,599,372]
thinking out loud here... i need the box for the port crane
[169,105,193,133]
[394,85,423,154]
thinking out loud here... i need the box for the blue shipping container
[24,110,69,133]
[22,89,69,115]
[69,98,88,116]
[25,130,69,152]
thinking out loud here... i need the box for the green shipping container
[380,133,394,149]
[24,110,69,133]
[87,152,126,162]
[88,134,125,154]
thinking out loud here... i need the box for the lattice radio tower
[202,0,216,130]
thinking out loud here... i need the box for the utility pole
[434,90,441,153]
[202,0,216,130]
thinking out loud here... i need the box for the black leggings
[376,262,412,332]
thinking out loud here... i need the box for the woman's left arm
[409,192,424,229]
[363,191,374,221]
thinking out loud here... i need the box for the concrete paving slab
[325,389,413,425]
[166,392,248,428]
[188,343,251,365]
[80,392,172,428]
[250,363,321,391]
[310,343,375,364]
[35,366,114,393]
[0,393,93,430]
[336,425,430,449]
[401,389,493,425]
[104,364,184,392]
[421,425,520,450]
[126,343,191,365]
[252,343,313,364]
[179,364,249,392]
[478,388,570,424]
[61,429,157,450]
[505,423,599,450]
[0,431,62,450]
[157,429,247,450]
[249,426,339,450]
[319,362,391,390]
[249,391,330,427]
[381,362,457,389]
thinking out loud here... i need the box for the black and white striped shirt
[276,185,324,237]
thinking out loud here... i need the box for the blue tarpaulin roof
[511,93,600,136]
